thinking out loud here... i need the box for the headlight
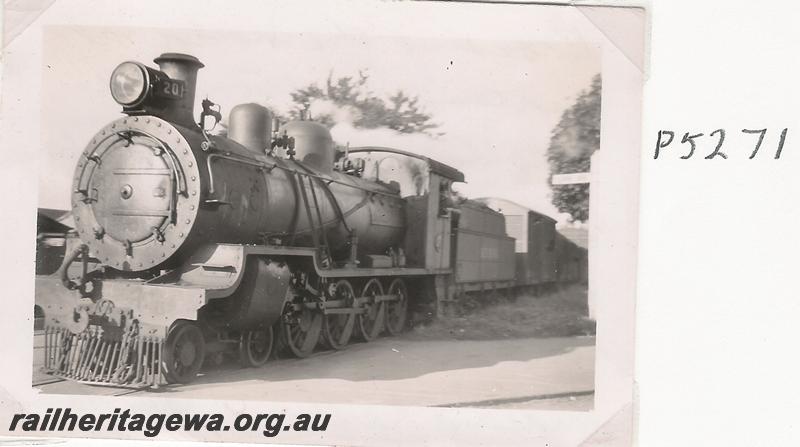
[109,62,149,106]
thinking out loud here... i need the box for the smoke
[305,98,440,153]
[305,98,358,128]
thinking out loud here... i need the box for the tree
[288,71,442,136]
[546,74,601,223]
[213,71,441,140]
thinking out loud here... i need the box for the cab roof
[349,146,465,183]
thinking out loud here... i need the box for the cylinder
[228,103,272,153]
[153,53,204,127]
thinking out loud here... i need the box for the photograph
[2,1,644,445]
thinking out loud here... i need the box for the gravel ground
[406,284,595,341]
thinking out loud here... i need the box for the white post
[551,170,595,319]
[587,152,602,321]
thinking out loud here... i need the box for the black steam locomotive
[36,53,587,388]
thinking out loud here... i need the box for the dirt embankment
[407,285,595,341]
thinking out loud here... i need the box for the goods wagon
[450,201,516,293]
[477,197,587,289]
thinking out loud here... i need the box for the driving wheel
[281,300,322,358]
[385,278,409,335]
[357,278,385,341]
[321,279,357,350]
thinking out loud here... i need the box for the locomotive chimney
[228,103,272,153]
[153,53,204,127]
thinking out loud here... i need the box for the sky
[39,23,600,223]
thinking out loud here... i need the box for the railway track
[33,376,147,397]
[32,377,65,387]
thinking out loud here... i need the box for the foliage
[288,71,442,136]
[546,74,601,223]
[214,71,440,139]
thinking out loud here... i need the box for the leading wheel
[385,278,409,335]
[238,326,274,368]
[357,278,385,342]
[163,321,206,384]
[281,300,322,358]
[321,279,356,350]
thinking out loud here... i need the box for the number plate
[156,79,186,100]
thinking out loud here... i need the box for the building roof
[557,227,589,249]
[37,208,73,235]
[37,215,71,235]
[38,208,71,222]
[473,197,557,223]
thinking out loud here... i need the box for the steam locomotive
[36,53,587,388]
